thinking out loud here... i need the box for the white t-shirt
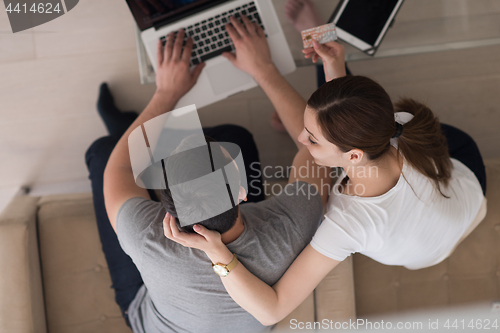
[310,157,484,270]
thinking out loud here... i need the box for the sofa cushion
[352,158,500,317]
[37,193,131,333]
[0,195,46,333]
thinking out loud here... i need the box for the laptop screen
[127,0,229,31]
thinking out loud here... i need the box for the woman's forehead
[304,107,321,135]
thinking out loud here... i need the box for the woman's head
[300,76,396,167]
[301,75,452,195]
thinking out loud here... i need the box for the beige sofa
[1,159,499,333]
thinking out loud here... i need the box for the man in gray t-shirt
[117,181,322,333]
[94,18,331,333]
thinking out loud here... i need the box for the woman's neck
[342,147,403,197]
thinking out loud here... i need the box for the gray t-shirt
[116,181,322,333]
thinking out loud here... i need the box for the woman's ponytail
[395,98,452,196]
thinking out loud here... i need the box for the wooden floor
[0,0,499,211]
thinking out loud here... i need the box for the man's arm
[103,30,205,232]
[222,16,306,149]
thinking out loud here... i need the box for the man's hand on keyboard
[222,15,275,79]
[155,29,206,101]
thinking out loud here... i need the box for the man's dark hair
[160,135,241,234]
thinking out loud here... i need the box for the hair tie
[392,122,403,138]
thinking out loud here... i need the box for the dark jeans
[440,124,486,195]
[316,65,486,195]
[316,63,352,88]
[85,123,264,326]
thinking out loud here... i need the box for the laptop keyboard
[159,1,266,67]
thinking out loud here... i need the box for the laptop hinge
[153,0,231,31]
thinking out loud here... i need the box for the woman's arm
[164,213,340,325]
[303,40,346,82]
[217,244,340,325]
[222,15,306,149]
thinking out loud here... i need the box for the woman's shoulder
[324,194,381,233]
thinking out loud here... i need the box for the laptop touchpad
[206,61,252,96]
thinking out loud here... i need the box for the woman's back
[311,157,484,270]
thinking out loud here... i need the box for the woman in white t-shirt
[163,19,487,326]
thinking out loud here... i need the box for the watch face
[213,264,229,277]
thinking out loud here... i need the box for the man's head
[160,135,244,234]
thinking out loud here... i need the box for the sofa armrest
[0,195,46,333]
[314,255,356,325]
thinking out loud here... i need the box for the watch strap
[212,253,238,275]
[225,253,238,272]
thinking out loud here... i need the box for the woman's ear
[347,149,364,164]
[238,186,247,202]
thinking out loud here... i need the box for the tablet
[329,0,405,55]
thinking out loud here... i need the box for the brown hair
[307,75,452,196]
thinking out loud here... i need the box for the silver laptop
[127,0,296,109]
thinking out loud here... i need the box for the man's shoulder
[117,197,162,226]
[116,197,163,245]
[244,180,319,208]
[241,181,322,233]
[231,182,323,285]
[266,180,322,211]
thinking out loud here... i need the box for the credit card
[301,23,337,48]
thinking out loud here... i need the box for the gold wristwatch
[212,253,238,277]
